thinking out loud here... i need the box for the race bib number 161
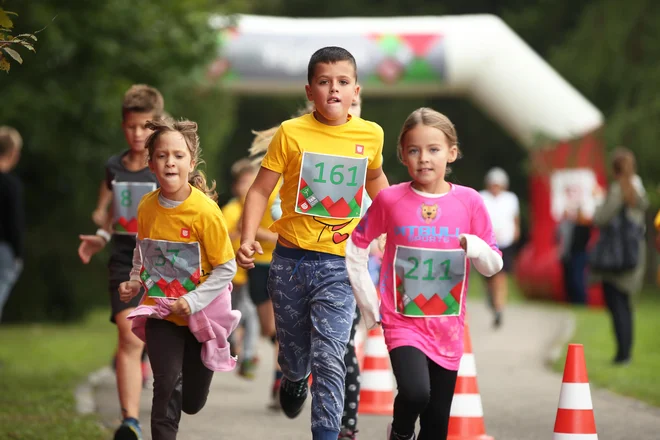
[296,152,368,219]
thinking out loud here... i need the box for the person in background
[479,167,520,328]
[592,147,647,366]
[223,158,261,380]
[0,126,24,322]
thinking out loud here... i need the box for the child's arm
[460,194,503,277]
[459,235,503,277]
[92,181,113,227]
[174,205,238,315]
[238,167,281,269]
[78,205,114,264]
[179,260,237,314]
[119,243,143,302]
[365,166,389,200]
[346,194,388,329]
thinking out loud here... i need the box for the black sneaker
[387,424,415,440]
[279,376,309,419]
[114,417,142,440]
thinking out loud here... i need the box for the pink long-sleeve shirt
[349,182,501,371]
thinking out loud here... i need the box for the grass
[552,288,660,407]
[0,309,116,440]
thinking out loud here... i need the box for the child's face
[401,124,457,189]
[305,61,359,126]
[148,131,194,198]
[233,170,257,200]
[122,111,155,153]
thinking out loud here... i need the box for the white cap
[485,167,509,188]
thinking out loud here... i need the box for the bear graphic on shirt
[421,203,438,224]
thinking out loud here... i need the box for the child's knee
[182,396,207,415]
[398,384,431,413]
[118,329,144,353]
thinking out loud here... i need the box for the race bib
[138,239,202,298]
[112,181,156,234]
[296,152,368,219]
[393,246,466,317]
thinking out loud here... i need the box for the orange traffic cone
[447,323,493,440]
[358,326,395,415]
[553,344,598,439]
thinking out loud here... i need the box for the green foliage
[544,0,660,207]
[0,6,39,72]
[0,1,241,322]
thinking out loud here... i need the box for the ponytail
[189,169,217,202]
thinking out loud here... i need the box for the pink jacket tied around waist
[127,284,241,372]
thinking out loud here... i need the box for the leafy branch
[0,6,39,72]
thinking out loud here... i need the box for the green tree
[0,5,39,72]
[0,1,241,322]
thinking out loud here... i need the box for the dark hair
[122,84,165,120]
[145,117,218,202]
[611,146,636,177]
[307,46,357,84]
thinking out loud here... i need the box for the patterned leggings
[342,307,361,431]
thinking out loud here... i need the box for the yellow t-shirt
[137,186,235,326]
[261,113,384,256]
[654,209,660,231]
[221,198,248,286]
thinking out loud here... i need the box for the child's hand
[171,297,191,316]
[118,281,142,303]
[236,240,263,269]
[460,236,467,251]
[78,235,107,264]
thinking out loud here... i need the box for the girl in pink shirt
[346,108,502,440]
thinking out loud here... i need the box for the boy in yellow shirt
[237,46,389,440]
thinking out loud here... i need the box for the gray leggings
[145,318,214,440]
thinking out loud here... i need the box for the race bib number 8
[393,245,466,317]
[296,152,368,219]
[138,239,202,298]
[112,181,156,234]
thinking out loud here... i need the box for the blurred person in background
[479,167,520,328]
[557,183,597,305]
[0,126,24,323]
[591,147,647,366]
[223,158,261,380]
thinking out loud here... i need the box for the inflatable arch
[208,14,607,305]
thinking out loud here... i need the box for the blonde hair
[231,157,258,180]
[145,118,218,201]
[397,107,462,173]
[248,125,280,166]
[0,126,22,157]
